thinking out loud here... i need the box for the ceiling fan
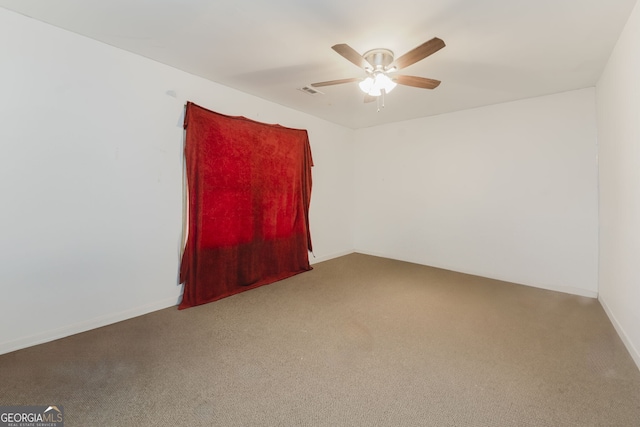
[311,37,445,103]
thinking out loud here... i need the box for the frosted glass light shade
[358,77,375,94]
[376,73,397,94]
[359,73,397,96]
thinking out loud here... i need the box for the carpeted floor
[1,253,639,426]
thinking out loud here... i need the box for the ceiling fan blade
[332,44,370,69]
[393,75,441,89]
[364,94,377,103]
[390,37,445,70]
[311,77,360,87]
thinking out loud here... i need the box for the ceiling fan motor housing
[362,49,394,72]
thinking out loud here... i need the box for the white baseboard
[353,250,599,298]
[309,249,355,265]
[598,295,640,371]
[512,280,598,299]
[0,296,180,356]
[0,252,356,356]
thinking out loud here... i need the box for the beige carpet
[1,253,639,426]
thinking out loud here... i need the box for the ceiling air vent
[298,86,324,96]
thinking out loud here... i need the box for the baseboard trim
[353,250,599,298]
[0,252,356,355]
[5,251,606,359]
[0,296,180,356]
[309,250,355,265]
[598,295,640,371]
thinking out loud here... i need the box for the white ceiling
[1,0,636,129]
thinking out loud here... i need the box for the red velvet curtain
[179,102,313,309]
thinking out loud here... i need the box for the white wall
[0,8,354,354]
[354,89,599,297]
[596,0,640,368]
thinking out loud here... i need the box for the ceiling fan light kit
[358,73,397,96]
[311,37,446,104]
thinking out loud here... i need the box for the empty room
[1,1,639,425]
